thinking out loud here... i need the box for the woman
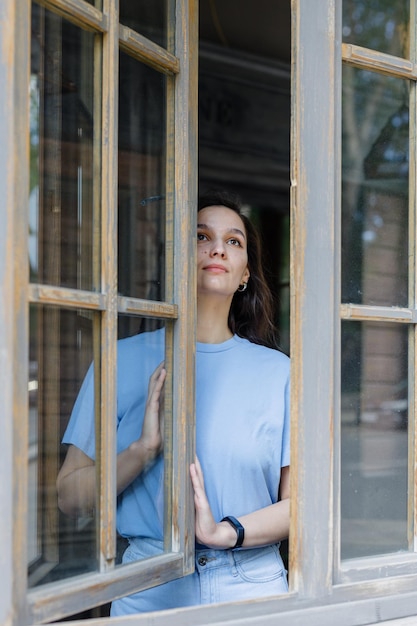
[57,189,290,613]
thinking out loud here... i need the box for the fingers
[147,362,166,407]
[190,461,200,487]
[140,363,166,456]
[190,458,208,510]
[191,455,204,489]
[149,361,166,389]
[190,459,219,546]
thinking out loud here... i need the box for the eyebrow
[197,223,246,240]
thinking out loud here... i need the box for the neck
[197,295,233,344]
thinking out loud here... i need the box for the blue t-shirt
[63,329,290,539]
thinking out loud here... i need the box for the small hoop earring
[237,282,248,292]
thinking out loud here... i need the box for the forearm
[191,459,290,550]
[237,499,289,548]
[57,465,97,517]
[115,439,160,495]
[212,500,289,550]
[58,362,166,517]
[57,439,159,518]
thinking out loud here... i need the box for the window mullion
[97,0,119,570]
[8,0,31,623]
[118,25,180,74]
[37,0,108,32]
[290,0,340,598]
[163,0,176,554]
[342,43,416,80]
[169,0,198,572]
[409,0,417,553]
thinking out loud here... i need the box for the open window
[17,0,198,622]
[6,1,417,625]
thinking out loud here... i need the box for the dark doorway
[199,0,291,353]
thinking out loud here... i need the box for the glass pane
[118,52,166,300]
[30,3,97,290]
[342,67,409,306]
[341,321,408,559]
[119,0,167,47]
[85,0,102,8]
[28,305,98,586]
[114,317,168,574]
[342,0,409,59]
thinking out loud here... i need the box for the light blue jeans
[110,537,288,615]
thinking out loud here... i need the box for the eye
[197,232,208,241]
[227,237,242,247]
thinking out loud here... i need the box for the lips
[204,264,227,273]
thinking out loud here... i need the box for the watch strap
[221,515,245,549]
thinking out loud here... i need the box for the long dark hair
[198,189,279,350]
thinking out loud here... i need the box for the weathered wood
[117,296,178,319]
[1,0,30,621]
[163,0,176,555]
[340,303,417,323]
[51,587,417,625]
[170,0,198,573]
[7,0,32,623]
[97,0,118,570]
[119,25,179,75]
[289,0,339,599]
[28,552,184,623]
[28,284,106,309]
[408,0,417,556]
[36,0,108,32]
[8,0,417,624]
[342,43,416,79]
[340,551,417,583]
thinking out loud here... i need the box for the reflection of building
[362,104,409,419]
[343,102,409,422]
[340,90,410,560]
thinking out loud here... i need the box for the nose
[210,238,226,258]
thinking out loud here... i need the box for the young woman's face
[197,205,250,299]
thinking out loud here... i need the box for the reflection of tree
[29,77,40,282]
[30,78,40,193]
[342,1,409,303]
[342,0,409,57]
[342,0,409,292]
[341,68,408,302]
[341,2,409,402]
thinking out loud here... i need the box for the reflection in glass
[341,321,408,559]
[114,318,168,569]
[342,0,409,59]
[118,52,166,301]
[119,1,167,47]
[28,305,97,586]
[85,0,102,8]
[30,3,96,290]
[342,67,409,306]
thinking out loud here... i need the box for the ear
[242,266,250,283]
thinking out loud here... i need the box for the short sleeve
[62,362,96,460]
[281,373,290,468]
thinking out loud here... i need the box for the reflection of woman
[57,190,290,614]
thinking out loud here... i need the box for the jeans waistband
[126,537,282,568]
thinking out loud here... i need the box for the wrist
[220,516,245,549]
[132,438,159,468]
[218,520,239,549]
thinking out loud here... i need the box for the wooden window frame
[5,0,417,624]
[6,0,198,623]
[336,0,417,586]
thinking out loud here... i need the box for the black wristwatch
[221,516,245,549]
